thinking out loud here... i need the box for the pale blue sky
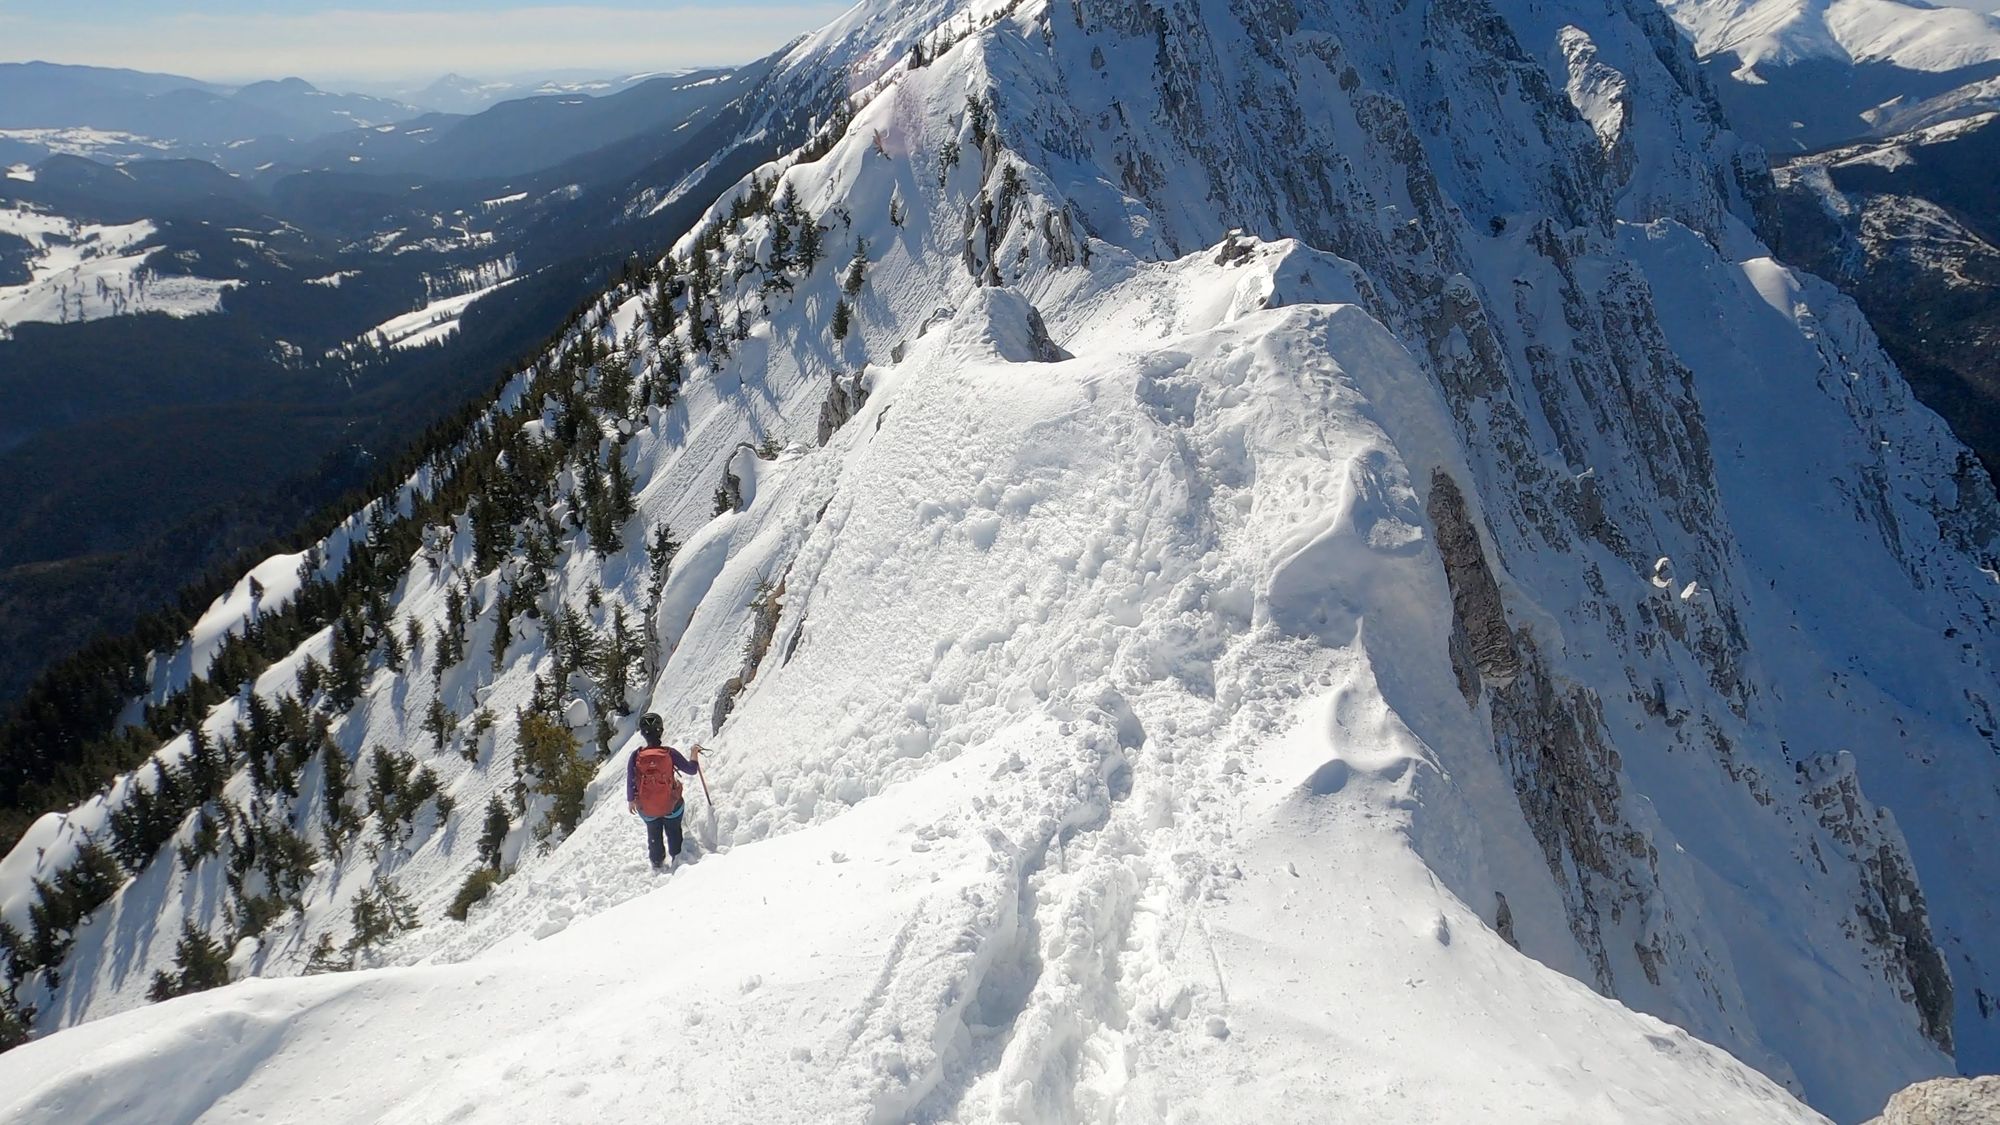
[0,1,851,84]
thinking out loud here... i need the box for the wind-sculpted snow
[3,0,1998,1121]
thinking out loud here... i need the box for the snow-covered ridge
[3,0,1999,1120]
[1661,0,2000,74]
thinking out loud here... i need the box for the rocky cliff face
[1767,115,2000,480]
[954,0,2000,1112]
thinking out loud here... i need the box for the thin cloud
[0,4,848,84]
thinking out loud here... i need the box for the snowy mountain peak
[3,0,1999,1121]
[1660,0,2000,74]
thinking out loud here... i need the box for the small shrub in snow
[938,138,961,187]
[303,932,353,976]
[465,707,497,764]
[448,867,507,921]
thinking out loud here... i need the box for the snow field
[0,265,1828,1123]
[4,0,1997,1118]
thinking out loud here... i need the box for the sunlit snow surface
[1661,0,2000,73]
[3,0,1997,1120]
[0,262,1822,1125]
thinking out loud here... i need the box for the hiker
[626,712,703,871]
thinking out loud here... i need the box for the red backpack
[633,747,684,816]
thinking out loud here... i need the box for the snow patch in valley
[360,258,520,350]
[0,207,238,337]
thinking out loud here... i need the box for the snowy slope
[0,248,1828,1125]
[1660,0,2000,73]
[4,0,2000,1121]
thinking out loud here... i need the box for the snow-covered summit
[3,0,1999,1121]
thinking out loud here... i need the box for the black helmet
[639,713,665,745]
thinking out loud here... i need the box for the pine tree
[345,876,418,955]
[108,759,186,872]
[442,584,469,666]
[296,653,326,702]
[797,206,823,273]
[178,807,221,872]
[646,524,681,600]
[146,921,230,1001]
[490,595,513,672]
[478,796,511,869]
[515,711,594,841]
[0,916,23,977]
[687,296,710,353]
[303,932,352,975]
[464,707,496,763]
[421,694,455,753]
[599,607,639,716]
[938,137,961,187]
[327,613,369,711]
[0,992,30,1052]
[182,724,225,801]
[844,239,868,296]
[768,205,795,274]
[321,740,357,850]
[832,298,853,341]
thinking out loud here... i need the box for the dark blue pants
[642,809,684,865]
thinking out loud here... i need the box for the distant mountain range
[1659,0,2000,149]
[0,63,422,156]
[378,71,687,115]
[0,54,793,708]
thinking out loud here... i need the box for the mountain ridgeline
[1,1,1998,1122]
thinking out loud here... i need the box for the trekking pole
[694,747,718,851]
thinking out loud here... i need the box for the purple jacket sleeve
[670,748,699,774]
[626,751,639,803]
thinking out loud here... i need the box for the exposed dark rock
[1801,752,1956,1053]
[1426,471,1519,693]
[817,370,871,444]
